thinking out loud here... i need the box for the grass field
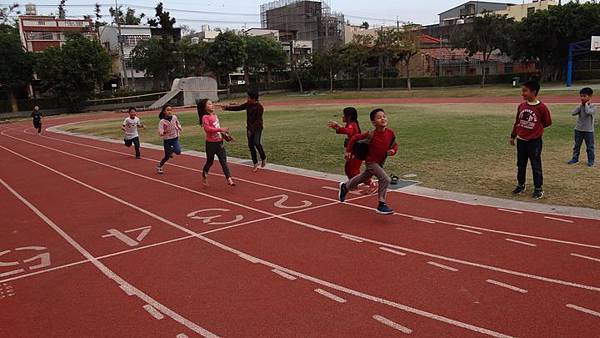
[257,83,595,102]
[61,101,599,210]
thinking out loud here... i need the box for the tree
[130,37,178,89]
[206,31,246,86]
[341,34,373,90]
[452,12,514,87]
[147,2,176,29]
[360,21,369,30]
[109,6,145,25]
[58,0,67,19]
[0,26,34,112]
[242,35,286,85]
[511,2,600,81]
[0,3,20,26]
[36,33,111,111]
[375,28,402,89]
[398,23,422,91]
[311,48,343,92]
[178,38,209,76]
[93,3,105,30]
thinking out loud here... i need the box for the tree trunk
[8,89,19,113]
[244,66,250,85]
[481,61,487,88]
[329,67,334,92]
[380,56,384,89]
[357,69,361,91]
[405,60,412,91]
[267,67,272,87]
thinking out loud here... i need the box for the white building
[99,25,152,89]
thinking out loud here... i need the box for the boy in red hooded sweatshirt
[510,80,553,199]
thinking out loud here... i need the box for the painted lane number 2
[255,194,313,209]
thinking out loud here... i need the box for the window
[527,7,535,17]
[27,32,55,40]
[121,35,150,47]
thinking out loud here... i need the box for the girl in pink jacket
[198,99,235,186]
[156,105,182,174]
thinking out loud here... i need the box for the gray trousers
[345,163,391,203]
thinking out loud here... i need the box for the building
[494,0,557,21]
[245,28,280,40]
[99,25,181,90]
[439,1,512,26]
[260,0,344,52]
[18,15,96,53]
[190,28,220,43]
[343,24,379,44]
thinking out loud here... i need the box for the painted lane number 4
[0,246,51,278]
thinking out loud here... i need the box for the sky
[7,0,539,30]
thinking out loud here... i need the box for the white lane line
[412,217,436,224]
[143,304,165,320]
[341,234,364,243]
[505,238,537,247]
[0,144,514,338]
[497,208,523,215]
[4,138,599,296]
[455,227,483,235]
[0,178,218,338]
[427,261,459,272]
[485,280,528,294]
[314,288,347,303]
[176,334,189,338]
[0,235,196,284]
[238,253,260,264]
[33,129,600,250]
[120,284,135,296]
[570,253,600,263]
[271,269,297,281]
[566,304,600,318]
[544,216,574,224]
[373,315,413,334]
[379,247,407,256]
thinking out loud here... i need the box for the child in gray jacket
[568,87,596,167]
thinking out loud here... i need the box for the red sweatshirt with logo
[511,101,553,140]
[347,128,398,165]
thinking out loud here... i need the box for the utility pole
[115,0,128,89]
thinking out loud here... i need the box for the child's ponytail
[197,99,210,126]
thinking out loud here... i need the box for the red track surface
[1,111,599,337]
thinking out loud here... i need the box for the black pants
[204,141,232,178]
[517,138,543,189]
[124,137,141,157]
[33,121,42,133]
[247,128,266,164]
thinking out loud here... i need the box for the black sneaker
[136,155,141,159]
[512,185,526,195]
[532,189,544,199]
[338,182,348,202]
[376,203,394,215]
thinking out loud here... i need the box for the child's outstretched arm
[582,103,597,116]
[223,103,247,111]
[572,105,582,116]
[345,132,368,159]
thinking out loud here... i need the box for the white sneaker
[156,166,164,174]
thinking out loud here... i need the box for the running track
[1,109,599,337]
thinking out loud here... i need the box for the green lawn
[62,103,599,209]
[258,83,592,102]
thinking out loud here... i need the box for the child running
[339,108,398,215]
[31,106,44,135]
[223,90,266,172]
[121,107,144,159]
[198,99,235,186]
[568,87,596,167]
[156,105,182,174]
[328,107,376,194]
[510,80,552,199]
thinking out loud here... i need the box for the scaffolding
[260,0,344,51]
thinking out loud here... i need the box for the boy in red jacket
[339,108,398,214]
[510,80,553,199]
